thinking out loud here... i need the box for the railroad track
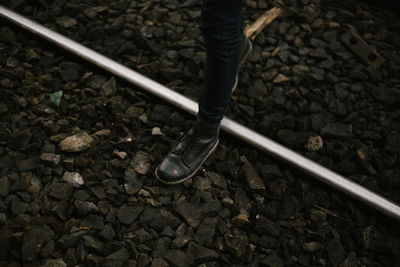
[1,5,399,221]
[0,2,400,266]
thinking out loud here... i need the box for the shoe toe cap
[156,156,188,184]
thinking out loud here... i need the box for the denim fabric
[197,0,245,129]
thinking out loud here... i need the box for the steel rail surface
[1,5,400,222]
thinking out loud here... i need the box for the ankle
[199,125,219,137]
[195,119,219,137]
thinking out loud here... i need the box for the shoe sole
[232,39,253,93]
[154,139,219,185]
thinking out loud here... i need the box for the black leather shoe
[232,35,253,92]
[155,122,219,185]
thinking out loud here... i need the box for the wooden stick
[244,7,283,40]
[314,204,363,226]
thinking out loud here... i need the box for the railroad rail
[1,5,400,222]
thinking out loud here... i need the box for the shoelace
[182,133,200,167]
[173,136,189,156]
[171,121,196,152]
[174,124,198,155]
[173,124,200,167]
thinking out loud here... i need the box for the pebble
[0,103,8,114]
[11,196,29,215]
[81,215,104,230]
[225,230,248,257]
[0,213,6,224]
[152,127,166,136]
[174,201,203,229]
[192,176,211,191]
[83,235,104,252]
[232,213,251,228]
[94,129,111,136]
[305,136,323,151]
[260,253,284,267]
[160,225,175,238]
[186,242,219,261]
[194,218,218,245]
[321,123,353,138]
[0,26,16,43]
[100,77,117,97]
[130,151,151,175]
[62,171,85,188]
[349,69,368,80]
[309,47,328,58]
[241,161,266,191]
[40,153,61,166]
[99,224,116,242]
[105,247,130,263]
[222,197,234,207]
[158,249,193,267]
[18,157,41,172]
[255,215,280,237]
[74,200,99,216]
[117,205,144,225]
[205,171,227,189]
[22,225,55,261]
[124,168,142,195]
[303,241,323,252]
[149,104,172,123]
[56,17,78,28]
[59,132,93,152]
[385,131,400,153]
[6,57,19,67]
[0,176,10,197]
[327,238,345,267]
[292,64,310,75]
[42,259,67,267]
[318,57,335,69]
[9,129,32,150]
[372,86,400,105]
[273,73,290,83]
[50,183,73,200]
[246,0,257,8]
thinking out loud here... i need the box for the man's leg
[155,0,244,185]
[197,0,244,129]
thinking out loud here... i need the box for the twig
[244,7,283,40]
[314,204,363,226]
[314,204,347,221]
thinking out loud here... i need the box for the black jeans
[197,0,244,129]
